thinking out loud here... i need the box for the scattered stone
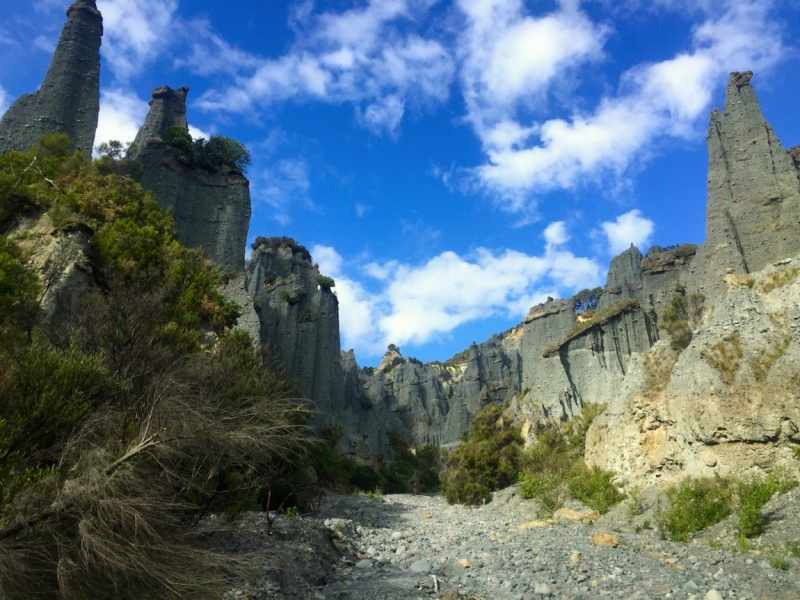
[421,512,433,519]
[518,520,550,530]
[355,559,373,569]
[410,560,432,573]
[553,508,600,522]
[441,559,466,577]
[457,558,471,568]
[589,532,619,548]
[439,591,460,600]
[704,591,724,600]
[570,551,581,564]
[533,582,552,596]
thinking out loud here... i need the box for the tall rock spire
[705,71,800,276]
[129,86,189,158]
[133,86,252,273]
[0,0,103,156]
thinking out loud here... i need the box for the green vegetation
[383,431,441,494]
[442,403,522,505]
[518,404,623,515]
[162,126,251,174]
[658,477,734,542]
[660,291,706,351]
[571,287,603,313]
[543,298,639,358]
[0,137,313,598]
[759,267,799,293]
[384,356,406,373]
[316,274,335,289]
[659,468,798,542]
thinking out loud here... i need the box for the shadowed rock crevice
[0,0,102,156]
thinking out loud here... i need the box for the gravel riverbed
[223,486,800,600]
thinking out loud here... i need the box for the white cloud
[312,221,602,356]
[33,35,56,53]
[190,0,455,134]
[355,202,371,218]
[95,89,149,150]
[468,0,787,207]
[96,0,178,81]
[601,210,655,255]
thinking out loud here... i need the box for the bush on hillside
[518,404,623,515]
[0,138,308,599]
[442,403,522,505]
[383,430,441,494]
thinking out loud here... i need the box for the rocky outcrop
[132,86,251,273]
[586,256,800,487]
[0,0,102,156]
[703,71,800,281]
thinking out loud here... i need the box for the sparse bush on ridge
[162,126,251,174]
[543,298,639,358]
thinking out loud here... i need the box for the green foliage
[162,127,251,174]
[0,236,41,342]
[701,331,743,385]
[660,291,706,351]
[316,275,335,289]
[442,403,522,505]
[736,467,798,538]
[518,404,622,516]
[94,140,142,179]
[383,431,440,494]
[359,395,373,409]
[659,477,733,542]
[384,356,406,373]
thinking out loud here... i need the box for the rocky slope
[222,487,800,599]
[0,0,102,156]
[131,86,252,273]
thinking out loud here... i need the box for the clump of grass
[737,467,798,538]
[750,331,791,383]
[759,267,799,294]
[642,344,679,394]
[518,404,624,516]
[701,331,743,385]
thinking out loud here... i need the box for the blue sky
[2,0,799,365]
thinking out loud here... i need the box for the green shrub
[316,275,335,289]
[661,291,705,351]
[737,467,798,537]
[442,403,522,505]
[162,127,251,174]
[659,477,733,542]
[383,431,441,494]
[517,404,621,515]
[544,299,639,357]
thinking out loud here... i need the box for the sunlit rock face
[0,0,102,156]
[131,86,251,273]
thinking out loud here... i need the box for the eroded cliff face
[132,87,251,273]
[0,0,102,156]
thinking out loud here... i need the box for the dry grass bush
[701,331,743,385]
[642,344,679,394]
[0,138,311,599]
[660,291,705,351]
[758,267,799,294]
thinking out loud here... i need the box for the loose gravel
[224,486,800,600]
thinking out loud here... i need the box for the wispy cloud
[96,0,179,81]
[313,221,602,356]
[250,158,312,225]
[468,0,787,209]
[187,0,455,135]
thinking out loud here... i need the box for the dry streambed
[223,487,800,600]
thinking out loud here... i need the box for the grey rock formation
[704,71,800,280]
[132,86,251,272]
[0,0,102,155]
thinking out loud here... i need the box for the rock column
[0,0,102,156]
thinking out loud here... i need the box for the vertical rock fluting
[0,0,102,156]
[132,86,251,273]
[705,71,800,279]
